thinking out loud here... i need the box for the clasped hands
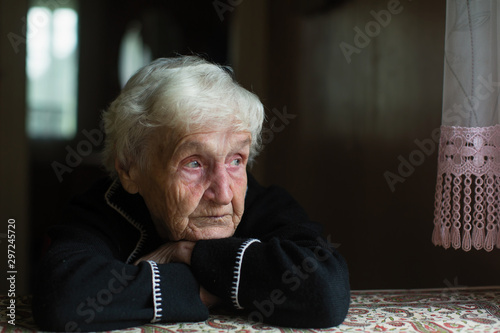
[134,241,220,308]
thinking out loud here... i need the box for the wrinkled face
[126,129,250,241]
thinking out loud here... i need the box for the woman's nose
[203,164,233,205]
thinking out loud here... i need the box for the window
[26,0,79,139]
[118,21,152,88]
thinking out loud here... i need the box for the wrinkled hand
[134,241,195,265]
[200,286,220,309]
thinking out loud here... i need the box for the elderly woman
[32,56,350,331]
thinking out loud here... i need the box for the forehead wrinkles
[173,132,251,158]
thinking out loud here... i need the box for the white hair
[102,56,264,178]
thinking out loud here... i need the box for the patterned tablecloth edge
[351,286,500,293]
[1,287,500,333]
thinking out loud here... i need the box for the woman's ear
[115,158,140,194]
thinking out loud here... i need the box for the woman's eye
[185,161,201,168]
[230,158,241,166]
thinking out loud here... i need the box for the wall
[3,0,499,296]
[0,0,30,295]
[247,0,500,289]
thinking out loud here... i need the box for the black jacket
[32,173,350,331]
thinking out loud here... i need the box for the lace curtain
[433,0,500,251]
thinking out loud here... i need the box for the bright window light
[26,1,79,139]
[52,9,78,59]
[119,21,152,88]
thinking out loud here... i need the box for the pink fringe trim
[433,125,500,251]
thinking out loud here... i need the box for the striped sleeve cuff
[147,260,163,323]
[231,238,261,310]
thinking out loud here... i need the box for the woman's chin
[185,226,236,241]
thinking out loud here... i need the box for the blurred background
[1,0,499,296]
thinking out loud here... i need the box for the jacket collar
[104,178,158,264]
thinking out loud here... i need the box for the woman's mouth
[191,214,232,225]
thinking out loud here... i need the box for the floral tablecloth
[1,287,499,332]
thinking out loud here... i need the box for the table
[1,287,499,332]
